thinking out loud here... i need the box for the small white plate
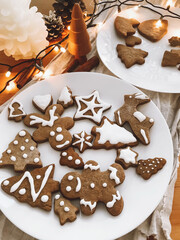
[97,8,180,93]
[0,73,173,240]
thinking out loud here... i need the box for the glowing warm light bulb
[134,5,140,11]
[67,26,70,30]
[60,47,66,53]
[5,70,11,78]
[155,20,162,28]
[54,46,59,52]
[6,81,16,91]
[35,71,43,78]
[43,69,52,78]
[166,0,174,8]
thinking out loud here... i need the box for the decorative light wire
[0,0,179,94]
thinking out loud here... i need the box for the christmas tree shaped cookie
[1,164,59,211]
[8,100,26,122]
[0,130,42,172]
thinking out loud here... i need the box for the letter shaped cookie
[60,160,125,216]
[114,93,154,145]
[24,104,74,151]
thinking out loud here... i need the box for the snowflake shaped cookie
[74,90,111,124]
[72,131,93,153]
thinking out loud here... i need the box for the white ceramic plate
[0,73,173,240]
[97,8,180,93]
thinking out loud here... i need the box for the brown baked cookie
[171,49,180,56]
[60,147,84,169]
[72,131,93,153]
[0,130,42,172]
[138,19,168,42]
[116,44,148,68]
[161,50,180,67]
[125,35,142,47]
[60,160,125,216]
[114,16,140,37]
[32,94,53,113]
[91,117,138,149]
[54,194,79,225]
[114,93,154,145]
[116,147,138,169]
[8,100,26,122]
[74,90,111,124]
[24,104,74,151]
[57,86,74,108]
[169,36,180,47]
[136,158,166,180]
[1,164,59,211]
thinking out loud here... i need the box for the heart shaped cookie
[33,94,53,113]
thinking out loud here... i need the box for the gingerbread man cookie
[1,164,59,211]
[60,147,84,169]
[32,94,53,113]
[57,86,74,108]
[24,104,74,151]
[114,93,154,145]
[60,160,125,216]
[72,131,93,153]
[116,147,138,169]
[8,100,26,122]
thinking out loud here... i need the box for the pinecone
[53,0,87,27]
[43,10,64,41]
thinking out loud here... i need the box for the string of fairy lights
[0,0,180,94]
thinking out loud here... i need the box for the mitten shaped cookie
[114,93,154,145]
[0,130,42,172]
[60,147,84,169]
[1,164,59,211]
[60,160,125,216]
[24,104,74,151]
[54,194,79,225]
[57,86,74,108]
[91,117,138,149]
[116,147,138,169]
[72,131,93,153]
[8,100,26,122]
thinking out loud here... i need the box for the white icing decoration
[13,140,18,145]
[68,175,74,180]
[20,146,25,151]
[149,118,154,123]
[74,90,111,123]
[62,152,67,156]
[7,149,11,154]
[56,134,64,142]
[23,153,28,159]
[55,194,60,200]
[68,156,73,161]
[133,111,146,122]
[102,183,107,188]
[108,166,120,184]
[3,180,9,186]
[117,110,122,125]
[135,93,149,100]
[72,131,92,152]
[75,159,81,165]
[90,183,95,189]
[36,175,41,180]
[10,156,16,161]
[0,160,2,163]
[50,131,55,137]
[96,118,137,145]
[30,146,34,151]
[56,127,62,133]
[10,165,53,202]
[56,141,70,149]
[9,100,26,118]
[34,158,39,163]
[60,201,64,206]
[19,130,26,137]
[129,96,132,98]
[19,188,26,195]
[41,195,49,203]
[84,163,100,171]
[30,106,58,127]
[119,147,137,164]
[80,199,97,211]
[106,191,121,208]
[76,177,81,192]
[66,186,71,192]
[140,129,149,144]
[58,86,72,105]
[64,207,70,212]
[25,139,29,143]
[33,94,52,111]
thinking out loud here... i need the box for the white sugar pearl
[68,156,73,161]
[19,188,26,195]
[20,146,25,151]
[10,156,16,161]
[13,140,18,145]
[56,134,63,142]
[62,152,67,156]
[68,175,74,181]
[102,183,107,188]
[55,194,60,200]
[41,195,49,203]
[30,146,35,151]
[36,175,41,180]
[75,159,81,165]
[66,186,71,192]
[50,131,55,137]
[3,180,9,186]
[34,158,39,163]
[25,139,29,143]
[19,130,26,137]
[60,201,64,206]
[0,160,2,164]
[7,149,11,154]
[23,153,28,159]
[90,183,95,189]
[64,207,70,212]
[56,127,62,133]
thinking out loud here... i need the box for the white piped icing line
[33,94,52,111]
[84,163,100,171]
[58,86,72,105]
[140,129,149,144]
[133,111,146,122]
[56,141,70,149]
[19,130,26,137]
[3,180,9,186]
[119,147,138,164]
[75,177,81,192]
[108,166,120,184]
[72,131,92,152]
[80,199,97,211]
[41,195,49,203]
[135,93,149,100]
[9,100,26,118]
[117,110,122,125]
[106,191,121,208]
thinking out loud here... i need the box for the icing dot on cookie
[129,96,132,98]
[25,139,29,143]
[60,201,64,206]
[20,146,25,151]
[19,188,26,195]
[55,194,60,200]
[7,149,11,154]
[68,175,74,181]
[0,160,2,164]
[23,153,28,159]
[56,134,63,142]
[68,156,73,161]
[90,183,95,189]
[64,207,70,212]
[66,186,71,192]
[56,127,62,133]
[50,131,55,137]
[75,159,81,165]
[13,140,18,145]
[149,118,154,123]
[62,152,67,156]
[36,175,41,180]
[3,180,9,186]
[19,130,26,137]
[10,156,16,161]
[102,183,107,188]
[41,195,49,203]
[30,146,35,151]
[34,158,39,163]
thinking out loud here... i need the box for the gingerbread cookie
[57,86,74,108]
[60,147,84,169]
[24,104,74,151]
[125,35,142,47]
[54,194,79,225]
[1,164,59,211]
[161,50,180,67]
[136,158,166,180]
[8,100,26,122]
[60,160,125,216]
[32,94,53,113]
[0,130,42,172]
[171,49,180,56]
[116,44,148,68]
[91,117,138,149]
[74,90,111,124]
[169,36,180,47]
[114,93,154,145]
[72,131,93,153]
[138,19,168,42]
[114,16,140,37]
[116,147,138,169]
